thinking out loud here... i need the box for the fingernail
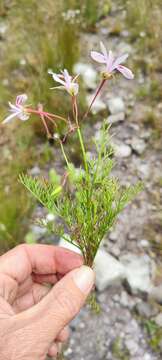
[73,265,95,294]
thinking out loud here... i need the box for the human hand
[0,244,94,359]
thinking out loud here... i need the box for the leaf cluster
[20,125,143,266]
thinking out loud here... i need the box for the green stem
[77,127,88,174]
[60,141,69,168]
[73,96,88,175]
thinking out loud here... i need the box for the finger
[32,273,58,285]
[0,244,83,300]
[16,276,33,298]
[13,266,94,345]
[48,342,60,358]
[13,283,51,312]
[17,273,57,299]
[56,326,69,343]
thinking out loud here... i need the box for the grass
[2,0,81,114]
[0,0,84,253]
[111,337,130,360]
[125,0,162,67]
[143,320,162,353]
[0,123,35,253]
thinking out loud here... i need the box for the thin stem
[37,104,52,138]
[59,140,70,168]
[82,79,106,120]
[73,97,88,174]
[44,114,57,129]
[41,116,51,138]
[77,127,88,173]
[61,235,82,252]
[73,96,79,126]
[26,108,67,123]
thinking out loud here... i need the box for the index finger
[0,244,83,285]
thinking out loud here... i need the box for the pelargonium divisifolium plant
[2,41,142,267]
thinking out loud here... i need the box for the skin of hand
[0,244,95,359]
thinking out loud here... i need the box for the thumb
[13,266,95,343]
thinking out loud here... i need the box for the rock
[73,63,97,90]
[143,354,152,360]
[109,231,118,242]
[30,225,46,241]
[109,244,121,258]
[94,121,102,130]
[149,285,162,304]
[131,137,146,155]
[120,253,154,295]
[138,163,151,179]
[107,112,125,124]
[114,143,132,158]
[120,291,130,308]
[59,235,81,254]
[29,165,41,176]
[140,129,151,140]
[0,23,7,37]
[64,347,73,356]
[154,313,162,327]
[94,249,125,291]
[121,30,130,37]
[107,97,125,114]
[125,338,138,355]
[135,301,158,318]
[86,94,106,114]
[138,239,150,248]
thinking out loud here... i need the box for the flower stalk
[83,78,106,120]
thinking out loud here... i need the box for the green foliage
[20,124,143,266]
[82,0,98,29]
[19,174,61,214]
[125,0,162,58]
[111,336,130,360]
[143,320,162,353]
[81,0,111,30]
[0,123,37,253]
[87,292,101,314]
[49,169,61,187]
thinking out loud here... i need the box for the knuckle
[15,243,27,253]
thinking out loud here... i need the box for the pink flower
[48,69,79,96]
[3,94,30,124]
[91,41,134,80]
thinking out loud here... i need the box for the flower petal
[63,69,71,87]
[16,94,28,106]
[91,51,106,63]
[19,113,30,121]
[107,50,114,72]
[3,112,18,124]
[48,70,66,86]
[50,86,65,90]
[8,102,20,112]
[111,53,129,70]
[100,41,108,59]
[117,65,134,79]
